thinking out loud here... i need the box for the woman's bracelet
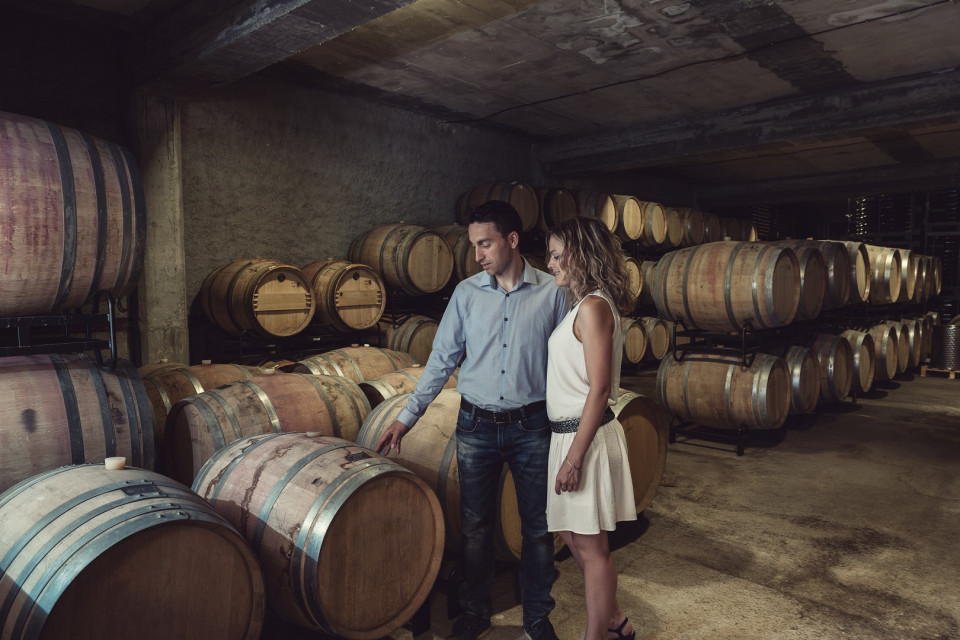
[564,458,581,471]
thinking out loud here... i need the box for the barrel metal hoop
[241,380,282,433]
[300,376,342,437]
[679,358,693,421]
[378,224,404,291]
[80,354,116,459]
[50,354,85,465]
[118,359,155,469]
[724,242,742,331]
[2,477,191,633]
[224,260,255,336]
[118,144,147,290]
[198,434,286,500]
[46,123,77,311]
[397,228,419,294]
[327,350,362,381]
[78,132,108,300]
[723,362,736,428]
[251,441,352,553]
[750,245,766,328]
[680,245,700,329]
[24,504,220,640]
[190,396,228,452]
[753,356,769,428]
[653,251,674,321]
[205,388,244,441]
[104,141,132,294]
[300,460,402,632]
[111,361,144,467]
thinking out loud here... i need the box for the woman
[545,216,638,640]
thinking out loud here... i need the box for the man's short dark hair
[467,200,522,239]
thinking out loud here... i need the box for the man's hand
[375,420,411,455]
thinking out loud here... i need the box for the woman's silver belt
[550,407,615,433]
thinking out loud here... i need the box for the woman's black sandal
[609,617,636,640]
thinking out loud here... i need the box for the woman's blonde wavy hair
[548,216,635,315]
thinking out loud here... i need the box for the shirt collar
[480,256,537,291]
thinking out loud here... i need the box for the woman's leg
[566,531,633,640]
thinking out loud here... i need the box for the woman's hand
[554,458,581,494]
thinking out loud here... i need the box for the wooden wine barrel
[0,464,265,640]
[889,320,919,371]
[0,354,154,492]
[702,211,722,243]
[641,316,670,361]
[355,391,462,550]
[164,373,370,485]
[652,241,800,333]
[348,223,453,295]
[865,245,902,304]
[624,257,643,305]
[574,191,618,233]
[905,318,925,367]
[192,433,443,639]
[808,241,851,310]
[433,224,482,282]
[292,346,418,381]
[358,366,458,409]
[612,195,644,241]
[638,201,667,247]
[199,258,315,338]
[621,317,648,364]
[613,389,668,512]
[772,241,825,322]
[356,389,559,562]
[678,207,705,247]
[840,330,876,395]
[301,259,386,331]
[841,241,871,303]
[537,186,578,229]
[663,207,684,247]
[867,324,899,382]
[897,249,919,303]
[0,110,145,317]
[782,346,821,414]
[456,181,539,232]
[915,256,929,304]
[379,314,439,366]
[656,353,790,430]
[140,361,262,460]
[637,260,658,307]
[808,334,853,402]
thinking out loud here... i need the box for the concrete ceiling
[51,0,960,203]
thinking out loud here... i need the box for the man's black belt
[460,398,546,424]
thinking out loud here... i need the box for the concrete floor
[266,368,960,640]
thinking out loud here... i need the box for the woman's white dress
[546,291,636,534]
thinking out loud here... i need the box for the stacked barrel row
[645,238,944,432]
[456,180,754,250]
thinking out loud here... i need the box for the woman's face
[547,235,570,287]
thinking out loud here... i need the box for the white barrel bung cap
[105,457,126,471]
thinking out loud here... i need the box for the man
[375,200,568,640]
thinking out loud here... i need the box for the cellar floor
[267,368,960,640]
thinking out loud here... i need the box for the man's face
[468,221,518,278]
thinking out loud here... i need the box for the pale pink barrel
[0,110,145,316]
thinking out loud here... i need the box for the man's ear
[508,231,520,249]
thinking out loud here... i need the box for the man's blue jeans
[455,404,555,629]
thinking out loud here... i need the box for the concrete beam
[536,68,960,178]
[129,0,420,89]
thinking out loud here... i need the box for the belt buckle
[492,410,511,424]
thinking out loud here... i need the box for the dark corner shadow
[872,380,902,391]
[859,388,889,400]
[784,413,823,432]
[893,372,917,383]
